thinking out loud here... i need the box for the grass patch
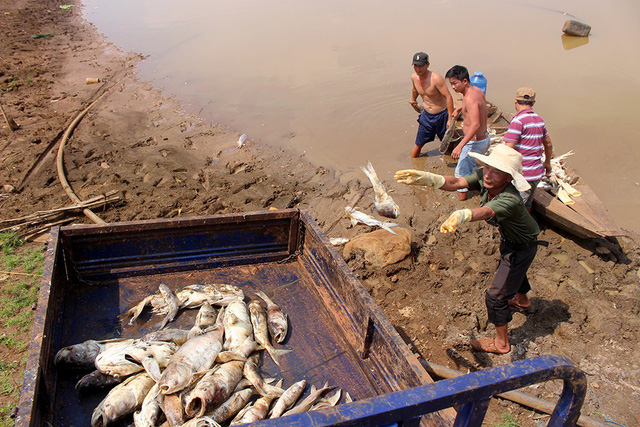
[493,412,520,427]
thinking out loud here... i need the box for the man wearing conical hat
[395,144,543,354]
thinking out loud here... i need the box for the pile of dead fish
[54,283,347,426]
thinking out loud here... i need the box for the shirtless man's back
[409,52,453,158]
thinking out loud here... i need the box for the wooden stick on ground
[0,103,19,131]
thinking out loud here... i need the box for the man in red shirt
[503,87,554,211]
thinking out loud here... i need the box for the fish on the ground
[361,160,400,219]
[248,299,291,366]
[269,379,307,418]
[158,308,225,395]
[91,372,155,427]
[345,206,399,235]
[254,291,288,344]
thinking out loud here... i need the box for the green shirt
[465,169,540,244]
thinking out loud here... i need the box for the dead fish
[361,160,400,219]
[188,302,218,340]
[158,283,181,329]
[95,339,177,379]
[230,380,283,425]
[310,388,342,411]
[283,382,332,416]
[75,370,126,394]
[54,338,134,369]
[143,328,190,346]
[254,291,288,344]
[248,299,291,366]
[91,372,155,427]
[161,390,189,427]
[185,338,256,418]
[133,383,162,427]
[207,387,254,423]
[242,353,285,398]
[158,308,225,395]
[181,417,222,427]
[345,206,399,234]
[122,283,244,325]
[269,379,307,418]
[223,299,253,352]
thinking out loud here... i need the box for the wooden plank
[532,190,602,239]
[571,182,628,237]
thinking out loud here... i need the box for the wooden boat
[444,104,628,240]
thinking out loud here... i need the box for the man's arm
[409,77,422,113]
[439,175,470,192]
[542,134,553,174]
[470,205,496,221]
[503,119,522,149]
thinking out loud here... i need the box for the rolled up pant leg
[485,244,537,326]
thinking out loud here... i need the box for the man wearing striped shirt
[503,87,554,211]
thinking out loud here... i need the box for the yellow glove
[394,170,445,188]
[440,209,472,233]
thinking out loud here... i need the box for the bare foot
[470,337,511,354]
[508,293,531,312]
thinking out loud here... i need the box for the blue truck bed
[17,209,454,426]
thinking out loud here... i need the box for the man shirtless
[445,65,490,200]
[409,52,453,158]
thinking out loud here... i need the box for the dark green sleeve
[463,169,482,191]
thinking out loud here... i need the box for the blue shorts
[415,109,449,147]
[455,135,491,193]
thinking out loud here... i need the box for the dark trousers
[485,242,538,326]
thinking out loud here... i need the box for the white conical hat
[469,143,530,191]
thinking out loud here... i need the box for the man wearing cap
[503,87,554,211]
[445,65,490,201]
[409,52,453,158]
[394,144,541,354]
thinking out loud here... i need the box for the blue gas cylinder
[470,72,487,95]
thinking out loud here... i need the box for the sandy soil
[1,0,639,425]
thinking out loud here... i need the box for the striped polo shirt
[502,108,549,182]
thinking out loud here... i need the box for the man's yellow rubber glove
[440,209,473,233]
[394,170,445,188]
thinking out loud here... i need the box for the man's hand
[544,161,552,175]
[409,100,423,113]
[451,144,463,160]
[440,209,472,233]
[394,170,445,188]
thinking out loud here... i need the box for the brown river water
[83,0,640,234]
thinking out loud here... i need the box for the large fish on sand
[361,160,400,219]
